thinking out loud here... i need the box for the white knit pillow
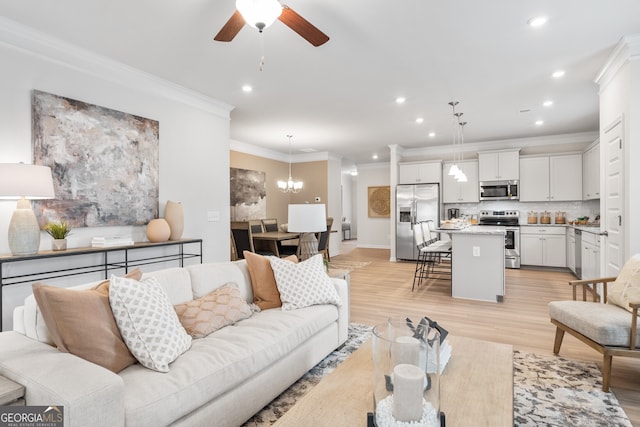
[270,254,342,311]
[109,275,191,372]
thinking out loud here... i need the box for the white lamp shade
[236,0,282,30]
[0,163,55,199]
[287,204,326,233]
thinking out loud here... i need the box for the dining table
[252,231,300,257]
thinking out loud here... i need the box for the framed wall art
[230,167,266,221]
[368,186,391,218]
[31,90,159,228]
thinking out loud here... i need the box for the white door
[603,119,624,277]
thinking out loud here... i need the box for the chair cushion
[549,300,640,347]
[607,254,640,312]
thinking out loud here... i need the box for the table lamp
[287,204,326,260]
[0,163,55,255]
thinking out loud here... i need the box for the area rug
[242,324,632,427]
[327,259,372,272]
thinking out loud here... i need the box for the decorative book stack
[91,236,134,248]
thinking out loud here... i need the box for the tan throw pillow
[31,268,142,373]
[607,254,640,312]
[174,282,253,338]
[244,251,298,310]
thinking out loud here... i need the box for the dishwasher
[575,229,582,279]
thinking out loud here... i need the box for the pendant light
[277,135,303,193]
[448,101,468,183]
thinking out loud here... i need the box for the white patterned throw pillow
[109,275,191,372]
[269,254,342,311]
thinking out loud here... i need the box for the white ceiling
[2,0,640,165]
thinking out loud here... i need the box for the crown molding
[595,34,640,90]
[230,139,332,163]
[0,17,233,119]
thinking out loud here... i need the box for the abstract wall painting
[31,90,159,227]
[230,167,266,221]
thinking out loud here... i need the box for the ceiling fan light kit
[235,0,282,31]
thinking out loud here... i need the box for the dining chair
[262,218,279,232]
[317,217,334,262]
[230,221,255,259]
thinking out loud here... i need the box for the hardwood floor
[335,243,640,426]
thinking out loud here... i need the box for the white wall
[356,163,390,248]
[0,20,232,329]
[327,155,342,257]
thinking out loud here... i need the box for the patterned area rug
[327,259,372,272]
[242,324,632,427]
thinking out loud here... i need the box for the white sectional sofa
[0,260,349,427]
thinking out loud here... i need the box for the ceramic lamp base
[8,198,41,256]
[298,232,319,260]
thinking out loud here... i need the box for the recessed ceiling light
[350,170,358,176]
[395,97,406,104]
[415,117,424,124]
[372,154,379,160]
[543,100,553,107]
[428,132,436,138]
[242,85,253,92]
[535,120,544,126]
[527,16,548,27]
[552,70,565,79]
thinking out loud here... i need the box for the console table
[0,238,202,331]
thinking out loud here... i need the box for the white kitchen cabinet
[399,161,442,184]
[581,231,601,280]
[567,227,576,274]
[442,160,479,203]
[478,150,519,181]
[520,226,566,267]
[520,154,582,202]
[582,141,600,200]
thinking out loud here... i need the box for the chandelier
[277,135,303,193]
[447,101,468,183]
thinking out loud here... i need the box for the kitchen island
[437,225,506,302]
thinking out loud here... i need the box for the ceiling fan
[214,0,329,47]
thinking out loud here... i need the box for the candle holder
[372,317,443,427]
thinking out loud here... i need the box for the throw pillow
[31,268,142,373]
[244,250,298,310]
[174,282,252,338]
[269,254,342,311]
[607,254,640,312]
[109,275,192,372]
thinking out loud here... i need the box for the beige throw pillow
[608,254,640,312]
[244,251,298,310]
[31,268,142,373]
[174,282,252,338]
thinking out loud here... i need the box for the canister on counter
[540,211,551,224]
[555,211,566,224]
[527,211,538,224]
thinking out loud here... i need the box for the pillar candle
[393,336,420,366]
[392,363,425,422]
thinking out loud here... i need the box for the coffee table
[274,336,513,427]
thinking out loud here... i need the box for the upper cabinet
[520,154,582,202]
[478,150,519,181]
[399,161,442,184]
[442,160,479,203]
[583,141,600,200]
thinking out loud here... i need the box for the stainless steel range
[478,210,521,269]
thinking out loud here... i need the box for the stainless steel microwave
[479,180,519,201]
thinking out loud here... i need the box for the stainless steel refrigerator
[396,183,441,261]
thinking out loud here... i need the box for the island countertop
[436,225,506,235]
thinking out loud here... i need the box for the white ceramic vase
[164,200,184,241]
[52,239,67,251]
[146,218,171,242]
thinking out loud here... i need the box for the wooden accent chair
[261,218,279,232]
[548,254,640,392]
[317,217,334,262]
[230,221,255,259]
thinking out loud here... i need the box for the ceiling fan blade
[214,10,246,42]
[278,5,329,47]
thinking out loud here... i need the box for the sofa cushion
[244,251,297,310]
[174,282,253,338]
[607,254,640,312]
[109,275,192,372]
[118,303,339,426]
[30,269,142,372]
[186,261,253,301]
[549,300,640,347]
[141,267,194,305]
[270,254,342,310]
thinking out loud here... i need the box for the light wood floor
[335,243,640,426]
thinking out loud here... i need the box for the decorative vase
[164,200,184,241]
[146,218,171,243]
[52,239,67,251]
[372,317,441,426]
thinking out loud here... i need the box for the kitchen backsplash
[444,199,600,224]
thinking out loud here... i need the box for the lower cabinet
[567,227,576,274]
[520,227,566,268]
[581,232,601,280]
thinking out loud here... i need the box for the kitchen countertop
[520,223,604,234]
[436,225,506,235]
